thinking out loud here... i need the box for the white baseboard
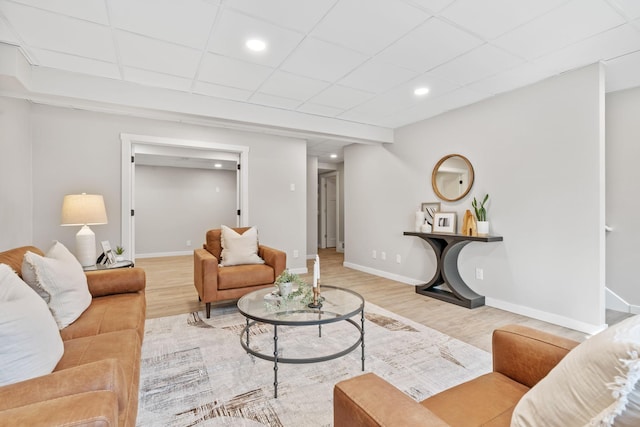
[343,261,607,336]
[605,287,631,313]
[342,262,421,286]
[136,250,192,259]
[485,297,606,336]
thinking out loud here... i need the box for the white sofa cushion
[0,263,64,386]
[220,225,265,267]
[21,241,91,329]
[512,314,640,426]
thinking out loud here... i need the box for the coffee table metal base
[240,311,365,398]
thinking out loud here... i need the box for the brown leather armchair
[193,227,286,318]
[333,324,579,427]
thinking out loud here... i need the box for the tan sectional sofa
[0,246,146,427]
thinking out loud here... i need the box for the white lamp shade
[61,194,108,226]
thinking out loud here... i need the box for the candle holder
[308,280,322,308]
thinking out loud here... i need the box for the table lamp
[61,193,108,267]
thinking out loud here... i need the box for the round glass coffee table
[237,285,365,398]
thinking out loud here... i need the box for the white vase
[415,211,426,232]
[420,223,432,233]
[278,282,293,297]
[477,221,489,236]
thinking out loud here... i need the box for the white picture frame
[101,240,116,265]
[432,212,457,234]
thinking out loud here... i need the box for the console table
[404,232,503,308]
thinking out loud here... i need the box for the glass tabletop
[237,285,364,326]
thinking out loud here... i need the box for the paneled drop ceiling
[1,0,640,162]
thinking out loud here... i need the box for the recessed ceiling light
[246,39,267,52]
[214,163,222,168]
[330,154,338,159]
[414,87,430,96]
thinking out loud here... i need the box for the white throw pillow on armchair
[511,314,640,426]
[0,263,64,386]
[219,225,265,267]
[21,241,92,329]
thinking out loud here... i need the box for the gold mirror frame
[431,154,475,202]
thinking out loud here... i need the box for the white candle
[316,255,320,281]
[313,259,318,287]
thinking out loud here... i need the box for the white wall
[134,165,237,256]
[0,97,32,250]
[307,156,318,259]
[606,86,640,308]
[345,64,606,333]
[28,104,307,270]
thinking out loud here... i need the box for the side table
[83,260,134,271]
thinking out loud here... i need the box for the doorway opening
[120,134,249,260]
[319,171,340,251]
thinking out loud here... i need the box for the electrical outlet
[381,251,386,261]
[476,268,484,280]
[186,240,191,247]
[293,250,299,258]
[372,250,377,259]
[396,254,401,264]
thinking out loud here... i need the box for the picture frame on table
[100,240,116,265]
[421,202,441,226]
[432,212,457,234]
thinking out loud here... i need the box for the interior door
[326,176,337,248]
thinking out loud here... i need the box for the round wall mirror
[432,154,474,202]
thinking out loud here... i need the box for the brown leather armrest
[492,325,580,388]
[259,245,286,277]
[194,248,219,301]
[334,373,450,427]
[85,267,145,297]
[0,390,118,427]
[0,359,126,413]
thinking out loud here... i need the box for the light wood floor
[137,248,627,352]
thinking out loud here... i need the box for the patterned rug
[137,302,491,426]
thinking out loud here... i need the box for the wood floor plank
[137,248,625,352]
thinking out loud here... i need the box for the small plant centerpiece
[115,245,125,261]
[472,194,490,236]
[274,269,311,302]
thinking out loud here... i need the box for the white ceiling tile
[123,67,192,92]
[249,92,301,109]
[0,2,116,61]
[493,0,626,60]
[339,59,418,93]
[404,0,455,13]
[116,31,201,78]
[532,24,640,76]
[259,71,329,101]
[192,81,252,102]
[208,9,304,68]
[309,85,373,110]
[226,0,337,32]
[10,0,109,24]
[109,0,217,50]
[0,17,20,45]
[466,62,556,96]
[613,0,640,19]
[338,109,389,126]
[440,0,568,39]
[605,50,640,92]
[198,53,273,91]
[29,48,120,79]
[280,37,368,82]
[429,44,525,86]
[351,73,458,117]
[376,18,483,72]
[296,102,344,117]
[311,0,430,55]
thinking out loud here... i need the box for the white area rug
[137,302,491,426]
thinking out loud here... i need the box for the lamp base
[76,225,96,267]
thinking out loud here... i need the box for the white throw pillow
[21,241,92,329]
[0,264,64,386]
[511,315,640,427]
[219,225,265,267]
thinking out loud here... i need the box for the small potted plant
[274,269,306,298]
[472,194,490,236]
[115,246,125,261]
